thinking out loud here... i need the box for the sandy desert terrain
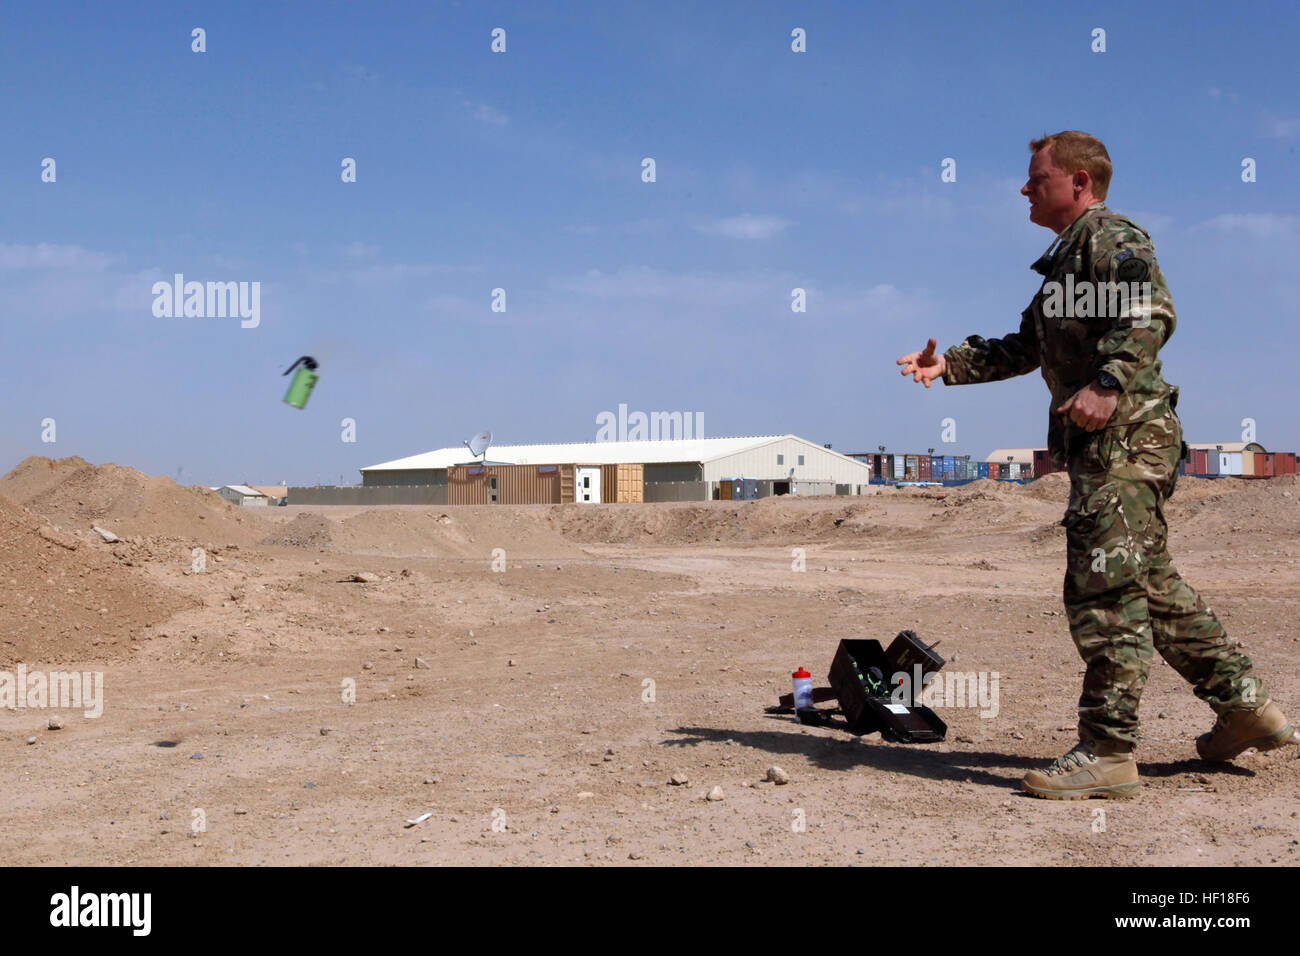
[1,456,1296,866]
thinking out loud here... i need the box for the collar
[1031,202,1106,275]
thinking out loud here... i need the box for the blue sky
[2,0,1296,485]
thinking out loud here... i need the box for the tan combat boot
[1021,741,1139,800]
[1196,701,1298,762]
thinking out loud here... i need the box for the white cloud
[693,214,793,240]
[346,261,481,283]
[1265,114,1300,139]
[1123,209,1175,236]
[548,265,772,304]
[0,242,113,271]
[563,219,668,237]
[542,265,934,333]
[778,169,965,221]
[453,91,509,127]
[423,293,474,313]
[1191,213,1300,240]
[473,103,509,126]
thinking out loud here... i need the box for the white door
[576,467,601,503]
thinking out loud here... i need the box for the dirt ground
[1,456,1297,866]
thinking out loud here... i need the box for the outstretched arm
[940,307,1040,386]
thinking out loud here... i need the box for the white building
[362,435,872,496]
[217,484,270,506]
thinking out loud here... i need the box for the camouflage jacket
[941,202,1179,470]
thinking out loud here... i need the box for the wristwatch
[1096,370,1121,391]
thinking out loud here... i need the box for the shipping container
[1191,449,1209,475]
[904,455,918,481]
[1284,453,1297,475]
[976,462,990,478]
[1219,452,1242,476]
[892,455,905,480]
[599,463,644,502]
[1259,454,1275,477]
[1204,452,1220,476]
[447,463,565,505]
[988,462,1001,479]
[919,456,932,480]
[1006,462,1020,480]
[1241,451,1256,477]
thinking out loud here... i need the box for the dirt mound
[948,478,1018,496]
[0,493,193,665]
[258,513,335,550]
[1170,475,1268,505]
[5,456,258,544]
[1017,472,1071,501]
[554,497,886,545]
[1172,477,1300,537]
[261,507,583,558]
[0,455,92,502]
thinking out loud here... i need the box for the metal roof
[985,448,1043,463]
[1188,442,1266,453]
[222,484,267,497]
[363,435,842,471]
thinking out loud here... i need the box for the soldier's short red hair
[1030,131,1113,201]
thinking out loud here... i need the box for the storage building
[361,435,872,503]
[218,485,270,506]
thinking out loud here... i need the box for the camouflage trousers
[1062,411,1266,750]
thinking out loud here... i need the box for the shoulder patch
[1116,255,1149,282]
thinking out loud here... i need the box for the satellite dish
[463,430,493,463]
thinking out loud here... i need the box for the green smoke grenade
[282,356,319,409]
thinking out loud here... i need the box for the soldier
[896,131,1296,798]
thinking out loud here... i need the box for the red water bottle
[792,667,813,710]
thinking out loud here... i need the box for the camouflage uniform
[941,202,1266,750]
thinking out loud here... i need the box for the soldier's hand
[897,337,946,389]
[1056,382,1120,431]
